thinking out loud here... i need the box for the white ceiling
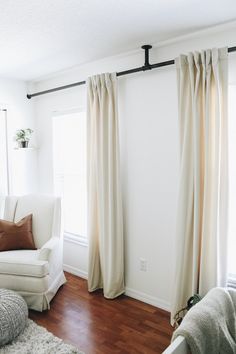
[0,0,236,81]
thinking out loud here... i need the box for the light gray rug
[0,319,84,354]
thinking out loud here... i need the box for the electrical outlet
[140,258,147,272]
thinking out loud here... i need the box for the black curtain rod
[27,45,236,99]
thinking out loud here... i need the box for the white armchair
[0,194,66,311]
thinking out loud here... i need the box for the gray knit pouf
[0,289,28,346]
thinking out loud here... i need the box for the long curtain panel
[171,48,228,323]
[87,73,124,298]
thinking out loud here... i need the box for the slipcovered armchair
[0,194,66,311]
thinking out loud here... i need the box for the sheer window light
[228,85,236,284]
[53,110,87,239]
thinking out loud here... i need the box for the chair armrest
[38,236,63,278]
[162,336,189,354]
[38,237,60,261]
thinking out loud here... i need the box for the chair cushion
[0,214,36,251]
[0,274,49,293]
[0,250,49,277]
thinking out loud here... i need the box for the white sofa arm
[162,336,188,354]
[38,237,60,262]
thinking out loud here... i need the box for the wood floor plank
[29,272,173,353]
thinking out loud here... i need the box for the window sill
[64,232,88,247]
[227,274,236,289]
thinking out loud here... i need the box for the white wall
[0,78,38,195]
[32,23,236,310]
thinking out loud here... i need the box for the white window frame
[0,107,10,218]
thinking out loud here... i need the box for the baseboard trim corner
[63,264,88,279]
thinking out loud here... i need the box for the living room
[0,1,236,353]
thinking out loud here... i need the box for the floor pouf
[0,289,28,346]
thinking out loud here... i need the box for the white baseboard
[125,287,170,312]
[63,265,170,312]
[63,264,88,279]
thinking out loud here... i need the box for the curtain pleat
[87,73,124,298]
[171,48,228,323]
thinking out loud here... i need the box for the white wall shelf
[14,147,37,150]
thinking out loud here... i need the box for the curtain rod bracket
[141,44,152,70]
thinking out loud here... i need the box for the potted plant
[15,128,33,148]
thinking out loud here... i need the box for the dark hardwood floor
[29,272,173,354]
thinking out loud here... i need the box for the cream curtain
[87,73,124,298]
[171,48,228,323]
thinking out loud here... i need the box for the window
[53,109,87,242]
[0,109,9,218]
[0,109,9,195]
[228,85,236,285]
